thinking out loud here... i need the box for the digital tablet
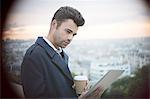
[84,70,124,97]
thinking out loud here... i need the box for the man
[21,6,102,98]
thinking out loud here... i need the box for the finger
[86,80,89,85]
[79,90,88,99]
[94,86,104,98]
[98,87,104,96]
[90,87,100,97]
[92,86,103,97]
[72,84,75,89]
[84,85,89,91]
[84,80,90,91]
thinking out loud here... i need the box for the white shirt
[43,37,62,55]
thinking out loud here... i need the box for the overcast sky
[4,0,150,40]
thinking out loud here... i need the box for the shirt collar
[43,36,62,54]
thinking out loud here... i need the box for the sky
[3,0,150,40]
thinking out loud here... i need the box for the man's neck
[46,35,59,50]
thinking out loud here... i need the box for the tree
[128,64,149,98]
[102,64,150,98]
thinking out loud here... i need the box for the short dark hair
[52,6,85,27]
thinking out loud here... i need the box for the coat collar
[35,37,73,81]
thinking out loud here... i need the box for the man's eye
[65,30,71,34]
[67,31,71,33]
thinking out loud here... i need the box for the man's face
[53,19,78,48]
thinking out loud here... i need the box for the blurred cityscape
[2,37,150,83]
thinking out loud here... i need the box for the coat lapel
[36,37,73,81]
[52,53,73,81]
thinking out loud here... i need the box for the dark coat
[21,37,77,98]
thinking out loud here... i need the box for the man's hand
[78,86,104,99]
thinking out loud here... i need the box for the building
[90,62,131,81]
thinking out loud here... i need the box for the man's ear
[51,19,57,29]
